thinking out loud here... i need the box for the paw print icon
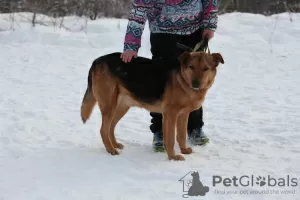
[256,176,266,186]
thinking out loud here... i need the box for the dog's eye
[203,67,209,71]
[189,65,195,70]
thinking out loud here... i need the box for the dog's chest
[176,92,206,111]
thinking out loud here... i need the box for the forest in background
[0,0,299,19]
[0,0,297,32]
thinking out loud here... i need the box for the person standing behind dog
[121,0,218,152]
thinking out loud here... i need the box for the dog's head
[191,171,199,178]
[178,51,224,90]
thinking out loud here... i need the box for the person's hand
[202,29,214,40]
[120,50,137,63]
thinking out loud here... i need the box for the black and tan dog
[80,47,224,161]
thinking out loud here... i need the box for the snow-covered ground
[0,12,300,200]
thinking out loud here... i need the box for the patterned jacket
[124,0,218,52]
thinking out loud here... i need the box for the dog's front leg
[177,112,193,155]
[163,109,184,161]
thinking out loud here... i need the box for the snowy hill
[0,12,300,200]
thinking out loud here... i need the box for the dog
[188,172,209,196]
[80,47,224,161]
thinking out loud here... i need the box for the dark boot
[188,127,209,145]
[187,107,209,145]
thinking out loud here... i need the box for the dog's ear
[178,51,191,67]
[212,53,224,67]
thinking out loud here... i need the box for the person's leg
[182,28,209,145]
[149,112,164,152]
[187,106,204,130]
[187,106,209,145]
[149,32,183,152]
[149,28,209,151]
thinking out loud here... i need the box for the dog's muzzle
[192,79,200,89]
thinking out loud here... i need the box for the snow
[1,12,300,200]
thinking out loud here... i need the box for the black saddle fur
[92,52,180,104]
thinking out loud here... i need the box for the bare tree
[23,0,48,27]
[218,0,300,14]
[0,0,12,13]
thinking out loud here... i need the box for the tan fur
[80,87,96,123]
[81,51,224,161]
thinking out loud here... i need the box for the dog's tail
[81,61,97,123]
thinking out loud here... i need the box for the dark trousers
[149,28,205,133]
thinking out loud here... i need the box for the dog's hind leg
[177,112,193,155]
[100,107,119,155]
[109,104,129,149]
[98,94,121,155]
[92,66,120,155]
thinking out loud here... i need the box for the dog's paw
[169,154,185,161]
[180,147,193,154]
[107,148,120,155]
[114,143,124,149]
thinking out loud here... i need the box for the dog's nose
[192,79,200,89]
